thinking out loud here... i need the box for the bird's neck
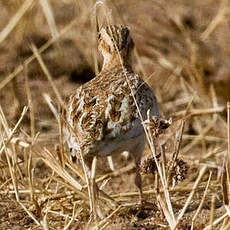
[101,53,132,72]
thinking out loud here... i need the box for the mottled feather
[64,25,160,201]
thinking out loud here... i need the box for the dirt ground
[0,0,229,229]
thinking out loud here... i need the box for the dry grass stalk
[0,178,12,190]
[39,0,59,39]
[65,161,85,182]
[58,112,65,168]
[47,209,81,222]
[203,149,226,160]
[27,148,41,218]
[91,156,99,220]
[224,205,230,217]
[0,132,18,200]
[210,84,218,120]
[96,162,134,183]
[153,100,192,228]
[151,132,176,228]
[181,118,217,154]
[24,64,35,138]
[0,0,35,44]
[92,205,122,230]
[173,106,225,119]
[201,0,229,40]
[43,93,59,120]
[222,206,230,229]
[55,144,64,169]
[10,137,30,149]
[78,147,94,216]
[222,221,230,230]
[0,130,41,226]
[204,213,228,230]
[221,102,230,206]
[160,144,167,185]
[107,156,115,171]
[110,184,207,199]
[39,148,82,191]
[0,105,9,133]
[41,213,49,230]
[167,120,185,185]
[227,101,230,204]
[222,164,229,206]
[209,195,216,230]
[183,134,225,143]
[175,166,208,229]
[0,18,78,91]
[0,106,28,156]
[31,44,64,108]
[144,114,176,229]
[63,202,81,230]
[92,4,100,75]
[191,171,212,229]
[155,171,174,228]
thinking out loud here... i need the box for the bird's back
[65,65,159,158]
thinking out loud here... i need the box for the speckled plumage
[65,25,160,201]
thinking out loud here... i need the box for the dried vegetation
[0,0,229,229]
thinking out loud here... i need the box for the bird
[64,24,160,203]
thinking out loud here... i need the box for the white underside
[88,119,145,157]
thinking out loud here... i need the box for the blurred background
[0,0,229,122]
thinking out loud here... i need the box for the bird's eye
[98,33,101,40]
[69,147,73,153]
